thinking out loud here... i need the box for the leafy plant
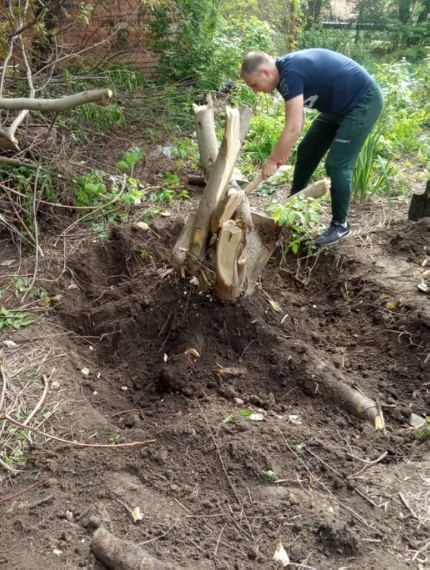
[263,469,277,483]
[13,277,29,297]
[268,196,323,254]
[116,146,146,175]
[140,249,150,262]
[352,117,391,200]
[108,433,121,445]
[0,307,34,330]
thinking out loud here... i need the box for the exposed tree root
[91,528,180,569]
[290,342,378,424]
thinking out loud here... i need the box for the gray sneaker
[315,221,351,247]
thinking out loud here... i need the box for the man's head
[240,51,279,93]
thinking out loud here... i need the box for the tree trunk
[193,95,218,182]
[185,106,252,276]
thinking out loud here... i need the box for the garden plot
[0,204,428,569]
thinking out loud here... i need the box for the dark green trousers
[291,82,384,224]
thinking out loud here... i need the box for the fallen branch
[347,451,388,479]
[1,415,156,449]
[91,528,180,570]
[0,88,112,112]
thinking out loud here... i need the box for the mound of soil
[0,205,429,569]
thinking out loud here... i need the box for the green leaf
[222,415,234,424]
[239,409,252,418]
[116,160,129,171]
[263,469,277,482]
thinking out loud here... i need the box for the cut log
[91,528,180,570]
[214,220,245,300]
[193,95,218,182]
[408,180,430,220]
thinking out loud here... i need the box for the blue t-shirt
[275,49,374,115]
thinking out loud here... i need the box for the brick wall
[58,0,160,77]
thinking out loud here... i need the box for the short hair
[240,51,273,77]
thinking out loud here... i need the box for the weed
[0,307,34,330]
[109,433,121,445]
[140,249,150,262]
[13,277,29,297]
[267,196,323,255]
[150,188,176,203]
[116,146,146,176]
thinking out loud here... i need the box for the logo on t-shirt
[278,79,289,99]
[303,95,319,108]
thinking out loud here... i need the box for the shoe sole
[315,229,352,247]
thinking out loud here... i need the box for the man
[240,49,384,246]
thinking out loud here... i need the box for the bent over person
[240,49,384,246]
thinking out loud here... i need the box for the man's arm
[262,94,304,180]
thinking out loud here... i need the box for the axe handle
[244,173,263,196]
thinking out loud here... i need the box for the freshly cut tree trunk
[186,106,251,275]
[215,220,246,300]
[210,186,245,235]
[193,95,218,182]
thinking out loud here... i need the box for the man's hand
[262,159,279,180]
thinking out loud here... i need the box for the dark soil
[0,195,429,569]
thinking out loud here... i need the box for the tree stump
[408,180,430,220]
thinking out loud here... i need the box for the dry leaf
[273,542,289,567]
[269,299,282,313]
[134,222,150,231]
[288,415,302,425]
[185,348,200,358]
[132,507,144,522]
[249,413,264,421]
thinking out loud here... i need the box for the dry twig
[1,414,156,449]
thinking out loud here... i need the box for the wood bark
[186,106,251,275]
[298,346,378,423]
[171,214,196,275]
[193,95,218,181]
[0,89,112,111]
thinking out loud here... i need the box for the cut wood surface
[210,187,245,235]
[215,220,245,300]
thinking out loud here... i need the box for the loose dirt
[0,187,429,569]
